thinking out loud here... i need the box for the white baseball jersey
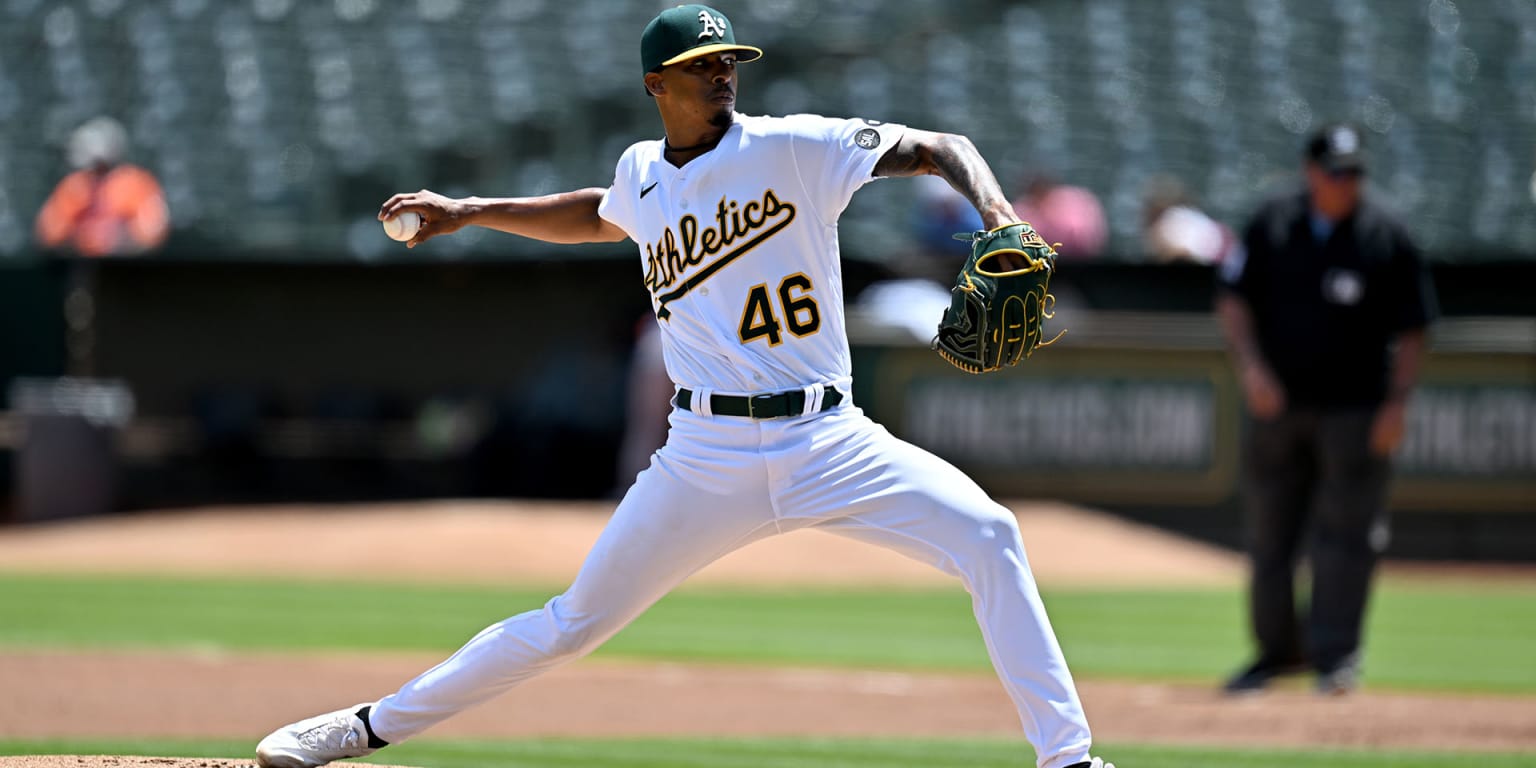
[598,112,907,394]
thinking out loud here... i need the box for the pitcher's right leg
[364,415,778,744]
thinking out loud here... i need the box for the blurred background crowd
[0,0,1532,263]
[0,0,1531,558]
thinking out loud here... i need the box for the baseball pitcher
[256,7,1109,768]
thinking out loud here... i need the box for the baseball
[382,211,421,242]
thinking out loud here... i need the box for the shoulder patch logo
[854,128,881,150]
[640,181,659,199]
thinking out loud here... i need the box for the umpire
[1215,123,1437,695]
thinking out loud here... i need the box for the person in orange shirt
[35,117,169,257]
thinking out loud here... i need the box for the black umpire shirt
[1219,190,1438,408]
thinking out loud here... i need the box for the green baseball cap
[642,4,763,73]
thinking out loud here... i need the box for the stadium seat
[1,0,1530,261]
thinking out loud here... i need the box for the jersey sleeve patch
[841,119,906,181]
[785,115,906,225]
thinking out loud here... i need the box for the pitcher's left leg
[776,412,1092,768]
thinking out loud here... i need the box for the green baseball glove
[933,222,1062,374]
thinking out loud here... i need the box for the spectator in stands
[850,175,982,341]
[1216,123,1437,697]
[1142,173,1236,265]
[35,117,171,375]
[1010,172,1107,260]
[912,175,984,257]
[1529,147,1536,207]
[35,117,169,257]
[894,174,983,280]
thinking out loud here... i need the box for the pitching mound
[0,759,415,768]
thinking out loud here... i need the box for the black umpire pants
[1241,406,1392,675]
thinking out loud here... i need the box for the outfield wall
[1,258,1531,558]
[849,311,1535,559]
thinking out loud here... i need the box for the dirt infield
[1,500,1533,759]
[0,500,1244,587]
[4,649,1536,753]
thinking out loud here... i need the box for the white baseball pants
[368,404,1094,768]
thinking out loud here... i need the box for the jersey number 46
[738,273,821,346]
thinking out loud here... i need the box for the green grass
[0,573,1532,693]
[3,738,1532,768]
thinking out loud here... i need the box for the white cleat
[1069,759,1116,768]
[255,703,384,768]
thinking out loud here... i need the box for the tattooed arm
[873,129,1019,230]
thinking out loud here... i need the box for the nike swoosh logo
[640,182,659,199]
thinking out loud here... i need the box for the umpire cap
[1306,122,1366,174]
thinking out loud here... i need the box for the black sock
[355,706,389,749]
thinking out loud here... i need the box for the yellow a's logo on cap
[697,10,728,39]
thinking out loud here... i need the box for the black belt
[676,387,844,419]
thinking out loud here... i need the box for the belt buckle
[748,392,778,419]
